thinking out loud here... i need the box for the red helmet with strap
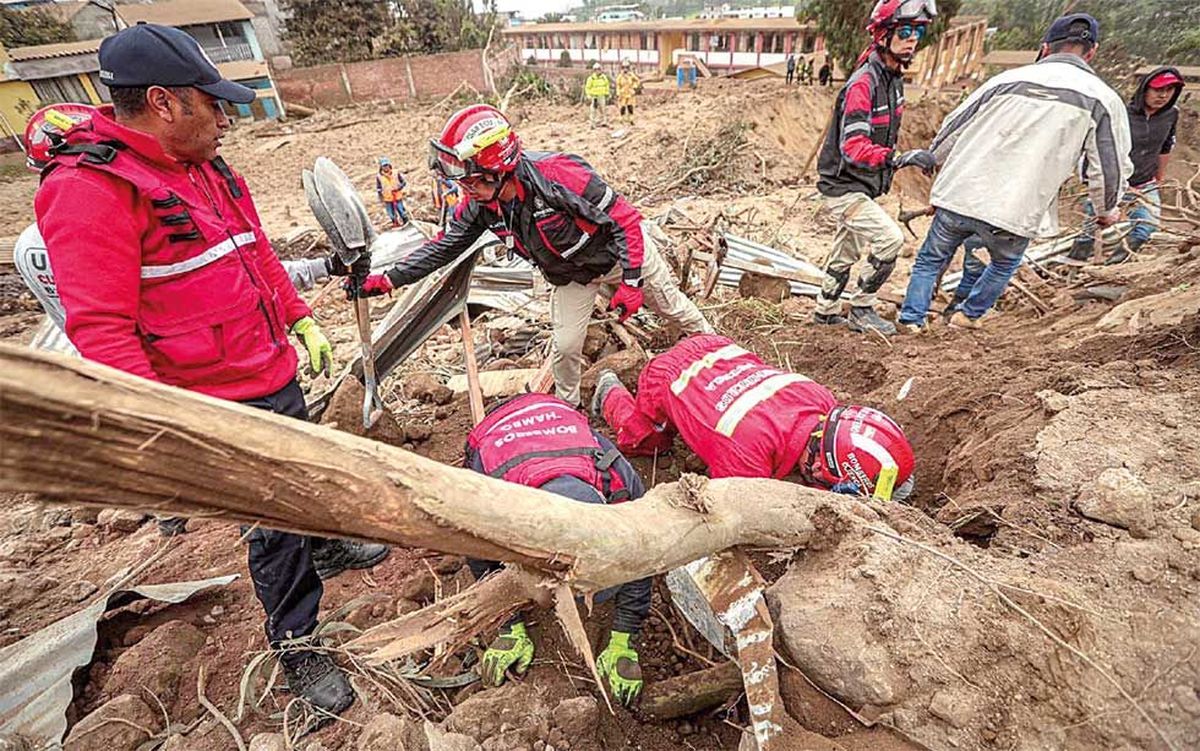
[428,104,522,180]
[23,103,97,171]
[805,405,915,501]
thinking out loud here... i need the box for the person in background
[1069,67,1185,265]
[585,62,611,128]
[786,53,796,85]
[819,61,833,87]
[376,156,408,227]
[431,171,461,228]
[615,58,641,125]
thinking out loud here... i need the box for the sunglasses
[896,25,927,41]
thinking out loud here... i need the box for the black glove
[325,253,371,279]
[891,149,937,175]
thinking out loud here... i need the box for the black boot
[310,539,391,581]
[280,650,354,719]
[813,312,848,326]
[157,517,188,537]
[1067,237,1094,262]
[847,306,897,336]
[1105,237,1144,265]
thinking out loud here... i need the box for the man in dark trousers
[463,393,651,706]
[34,24,388,720]
[1070,67,1185,264]
[813,0,939,337]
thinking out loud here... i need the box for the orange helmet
[806,405,915,501]
[428,104,522,180]
[23,103,97,171]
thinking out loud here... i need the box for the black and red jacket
[817,51,905,200]
[385,152,644,288]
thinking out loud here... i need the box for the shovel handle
[355,297,384,430]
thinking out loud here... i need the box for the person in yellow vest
[431,171,460,228]
[375,156,407,227]
[585,62,611,128]
[615,59,640,125]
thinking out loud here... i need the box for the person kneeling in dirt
[812,0,939,337]
[34,25,389,721]
[350,104,713,407]
[463,393,651,706]
[593,334,915,501]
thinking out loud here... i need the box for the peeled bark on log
[640,661,742,719]
[0,346,867,595]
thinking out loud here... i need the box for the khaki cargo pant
[815,192,905,316]
[550,223,714,405]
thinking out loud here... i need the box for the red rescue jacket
[34,107,309,401]
[466,393,631,501]
[632,334,839,479]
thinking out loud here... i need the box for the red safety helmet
[428,104,522,181]
[868,0,937,49]
[23,103,96,171]
[807,405,915,502]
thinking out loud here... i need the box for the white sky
[482,0,578,18]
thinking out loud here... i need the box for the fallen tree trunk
[0,345,858,594]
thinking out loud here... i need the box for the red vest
[41,118,301,398]
[468,394,629,501]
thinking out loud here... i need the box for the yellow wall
[0,79,40,144]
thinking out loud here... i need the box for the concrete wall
[274,49,491,109]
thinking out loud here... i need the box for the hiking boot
[1103,246,1130,265]
[847,307,897,336]
[948,311,982,330]
[311,539,391,581]
[813,312,848,327]
[899,322,927,335]
[591,370,622,419]
[280,650,354,718]
[1067,237,1094,262]
[157,517,188,537]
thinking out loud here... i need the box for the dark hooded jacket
[1127,66,1183,187]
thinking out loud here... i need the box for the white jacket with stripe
[929,53,1132,239]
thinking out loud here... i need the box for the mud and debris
[1,78,1199,751]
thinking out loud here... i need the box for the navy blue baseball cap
[99,23,256,104]
[1043,13,1101,46]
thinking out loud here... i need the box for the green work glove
[481,621,535,687]
[291,316,333,377]
[596,630,643,706]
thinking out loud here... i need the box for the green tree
[379,0,499,56]
[0,6,76,48]
[799,0,962,75]
[281,0,391,65]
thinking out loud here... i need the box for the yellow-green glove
[596,630,642,706]
[481,621,534,687]
[291,316,332,377]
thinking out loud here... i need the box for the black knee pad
[858,256,896,294]
[821,267,852,300]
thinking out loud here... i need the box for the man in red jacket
[593,334,915,499]
[352,104,712,407]
[35,24,387,719]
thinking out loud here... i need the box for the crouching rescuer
[594,335,916,500]
[350,105,713,406]
[463,393,651,705]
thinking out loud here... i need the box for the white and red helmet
[807,405,915,501]
[868,0,937,37]
[428,104,522,180]
[23,103,96,171]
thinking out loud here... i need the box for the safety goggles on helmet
[895,0,936,23]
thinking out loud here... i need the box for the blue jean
[1080,185,1161,245]
[383,199,407,224]
[899,209,1031,324]
[952,236,987,304]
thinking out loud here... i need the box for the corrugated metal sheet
[0,575,238,746]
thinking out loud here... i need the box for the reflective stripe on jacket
[632,334,839,479]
